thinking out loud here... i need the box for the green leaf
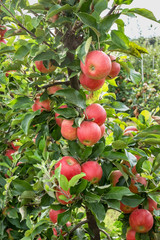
[89,142,105,158]
[20,191,36,199]
[94,0,108,14]
[59,175,69,191]
[104,187,133,200]
[99,14,120,33]
[110,101,129,111]
[128,8,159,23]
[115,0,133,4]
[84,191,101,203]
[112,140,127,150]
[13,179,33,194]
[111,30,129,49]
[0,73,6,84]
[121,195,145,207]
[54,88,86,109]
[33,50,59,63]
[58,209,71,226]
[102,151,128,161]
[0,46,15,55]
[55,107,78,119]
[6,208,18,219]
[125,150,137,168]
[70,179,88,195]
[69,173,86,187]
[113,124,123,140]
[88,202,106,222]
[46,4,73,19]
[21,111,41,135]
[14,46,30,60]
[12,96,33,109]
[130,69,141,84]
[76,12,100,37]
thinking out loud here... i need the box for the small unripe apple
[54,156,81,180]
[80,50,112,80]
[81,161,103,184]
[84,103,107,126]
[49,208,65,224]
[129,209,154,233]
[5,149,16,160]
[79,72,105,91]
[61,119,77,141]
[35,60,56,73]
[77,121,101,146]
[55,105,68,127]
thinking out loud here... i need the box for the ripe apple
[121,155,141,175]
[56,187,73,205]
[5,70,16,77]
[5,149,16,160]
[129,174,147,193]
[107,55,120,79]
[54,156,81,180]
[49,14,59,23]
[120,202,139,214]
[55,105,68,127]
[100,124,105,138]
[84,103,107,126]
[124,126,138,136]
[129,209,154,233]
[81,161,103,184]
[79,72,105,91]
[47,85,62,95]
[126,228,136,240]
[147,197,158,212]
[0,25,7,39]
[32,98,51,112]
[10,140,20,151]
[0,39,6,44]
[35,60,56,73]
[49,208,65,224]
[77,121,101,146]
[80,50,112,80]
[110,170,123,186]
[61,119,77,141]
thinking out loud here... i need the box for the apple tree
[0,0,160,239]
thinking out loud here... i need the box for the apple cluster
[80,50,120,91]
[0,25,7,44]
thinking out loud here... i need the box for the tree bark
[86,207,100,240]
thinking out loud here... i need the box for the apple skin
[121,155,141,175]
[79,72,105,91]
[32,98,51,112]
[126,228,136,240]
[56,187,73,205]
[61,119,77,141]
[120,202,139,214]
[77,121,101,146]
[100,124,105,138]
[107,55,120,79]
[10,141,20,151]
[54,156,81,181]
[129,174,147,194]
[81,161,103,184]
[35,60,56,73]
[49,14,59,23]
[80,50,112,80]
[5,70,16,77]
[49,209,65,224]
[147,197,158,213]
[0,38,6,44]
[53,221,71,236]
[5,149,16,160]
[0,25,7,39]
[84,103,106,126]
[47,85,62,95]
[55,105,68,127]
[110,170,123,186]
[129,209,154,233]
[124,126,138,136]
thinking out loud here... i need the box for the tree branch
[63,220,88,239]
[0,2,52,48]
[106,4,118,16]
[35,81,70,91]
[86,207,100,240]
[100,229,111,240]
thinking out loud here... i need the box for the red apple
[5,149,16,160]
[107,55,120,79]
[77,121,101,146]
[84,103,107,126]
[32,98,51,112]
[79,72,105,91]
[100,124,105,138]
[120,202,139,214]
[129,209,154,233]
[55,105,68,127]
[53,221,71,236]
[0,39,6,44]
[80,50,112,80]
[147,197,158,213]
[61,119,77,141]
[5,70,16,77]
[129,174,147,193]
[0,25,7,39]
[124,126,138,136]
[81,161,103,184]
[126,228,136,240]
[49,14,59,23]
[56,187,73,205]
[35,60,56,73]
[54,156,81,180]
[47,85,62,95]
[121,155,140,175]
[49,208,65,224]
[110,170,123,186]
[10,140,20,151]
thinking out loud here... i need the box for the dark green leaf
[13,179,33,194]
[55,108,79,119]
[128,8,159,23]
[89,142,105,159]
[104,187,133,200]
[121,195,145,207]
[21,111,41,135]
[69,173,86,187]
[14,46,30,59]
[58,209,71,226]
[88,202,106,222]
[110,101,129,111]
[99,14,120,33]
[111,30,129,49]
[46,4,73,19]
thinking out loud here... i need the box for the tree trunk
[86,207,100,240]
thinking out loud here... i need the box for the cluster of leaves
[0,0,160,239]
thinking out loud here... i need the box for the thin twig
[0,2,52,48]
[100,229,111,240]
[35,81,70,91]
[106,4,118,16]
[63,220,88,238]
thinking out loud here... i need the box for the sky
[28,0,160,39]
